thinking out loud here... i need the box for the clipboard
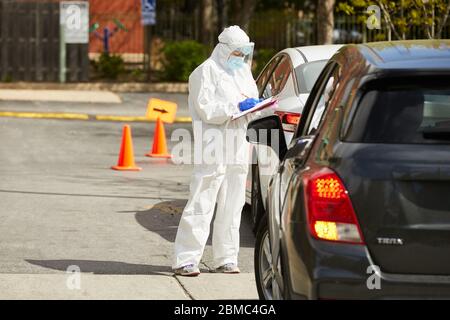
[231,97,277,120]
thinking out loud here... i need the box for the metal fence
[248,13,450,51]
[155,12,450,51]
[1,0,450,83]
[0,0,89,82]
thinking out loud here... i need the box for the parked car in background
[248,40,450,299]
[246,45,343,230]
[333,28,363,44]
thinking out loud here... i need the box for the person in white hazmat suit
[173,26,261,276]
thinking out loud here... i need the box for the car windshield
[346,76,450,144]
[295,60,328,94]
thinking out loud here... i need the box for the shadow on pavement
[0,188,178,201]
[134,200,256,248]
[25,200,256,275]
[25,259,173,275]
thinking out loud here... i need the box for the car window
[263,55,292,99]
[346,77,450,144]
[304,65,341,136]
[256,55,281,97]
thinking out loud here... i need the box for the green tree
[337,0,450,40]
[200,0,259,44]
[200,0,215,47]
[230,0,259,31]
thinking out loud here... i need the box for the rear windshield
[295,60,328,94]
[346,77,450,144]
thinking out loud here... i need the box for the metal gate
[0,0,89,82]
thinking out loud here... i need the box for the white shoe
[174,264,200,277]
[212,263,240,274]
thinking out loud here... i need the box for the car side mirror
[246,115,287,160]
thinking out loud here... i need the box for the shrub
[93,53,125,80]
[161,40,208,82]
[2,74,13,83]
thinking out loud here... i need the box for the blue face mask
[227,56,245,71]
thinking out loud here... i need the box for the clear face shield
[225,42,254,71]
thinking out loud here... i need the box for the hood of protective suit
[206,26,256,102]
[210,26,254,71]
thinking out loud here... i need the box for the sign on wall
[142,0,156,26]
[60,1,89,44]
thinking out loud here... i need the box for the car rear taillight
[285,114,300,125]
[275,111,301,132]
[304,167,364,244]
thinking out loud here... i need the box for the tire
[254,215,283,300]
[251,162,265,233]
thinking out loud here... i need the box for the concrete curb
[0,82,189,94]
[0,89,122,104]
[0,111,192,123]
[0,273,190,300]
[177,273,259,300]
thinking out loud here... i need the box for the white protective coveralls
[173,26,259,269]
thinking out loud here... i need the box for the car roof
[278,45,343,68]
[295,44,344,62]
[356,40,450,70]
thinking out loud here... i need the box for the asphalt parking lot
[0,116,257,299]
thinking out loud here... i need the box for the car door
[271,56,303,142]
[279,62,341,219]
[256,55,282,97]
[257,55,297,204]
[262,54,293,100]
[247,55,282,202]
[267,62,341,286]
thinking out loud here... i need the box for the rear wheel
[254,216,282,300]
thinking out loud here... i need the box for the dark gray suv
[248,40,450,300]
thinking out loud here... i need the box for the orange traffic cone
[112,125,142,171]
[146,116,173,158]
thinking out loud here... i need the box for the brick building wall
[89,0,143,55]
